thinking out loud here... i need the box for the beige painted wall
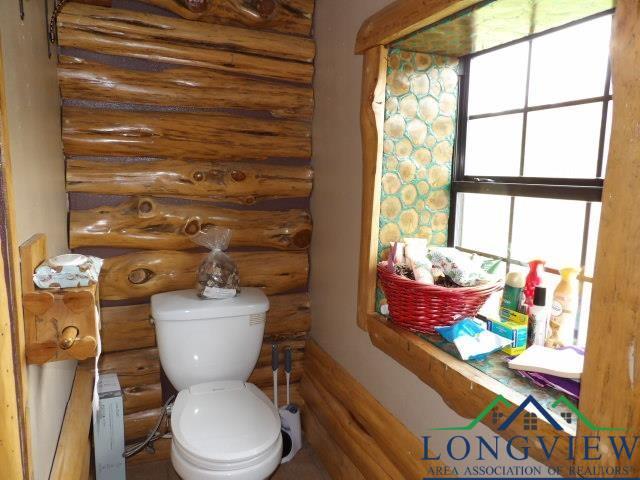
[0,2,75,479]
[311,0,549,475]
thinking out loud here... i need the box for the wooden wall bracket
[19,234,99,365]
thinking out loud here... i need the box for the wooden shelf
[19,234,99,365]
[366,314,573,471]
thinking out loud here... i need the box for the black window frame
[448,9,614,342]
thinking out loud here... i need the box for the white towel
[92,305,102,420]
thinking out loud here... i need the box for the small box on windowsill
[486,317,527,356]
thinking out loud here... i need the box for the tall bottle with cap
[545,267,579,348]
[528,286,549,346]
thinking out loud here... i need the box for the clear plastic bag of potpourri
[191,227,239,299]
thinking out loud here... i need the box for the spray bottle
[545,267,579,348]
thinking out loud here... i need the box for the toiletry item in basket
[524,260,545,309]
[545,267,579,348]
[501,271,525,311]
[528,286,549,347]
[404,238,434,284]
[191,226,239,299]
[427,247,490,287]
[33,254,103,289]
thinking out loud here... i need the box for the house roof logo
[431,394,624,433]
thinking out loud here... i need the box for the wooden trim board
[357,45,387,331]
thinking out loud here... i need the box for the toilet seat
[171,380,282,478]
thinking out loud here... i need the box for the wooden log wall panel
[248,360,303,387]
[57,4,314,83]
[303,408,366,480]
[124,407,168,443]
[303,340,447,478]
[100,292,311,352]
[66,160,313,205]
[101,304,156,353]
[98,347,160,388]
[99,250,309,300]
[301,375,402,479]
[59,3,315,63]
[62,107,311,161]
[133,0,314,36]
[122,383,162,415]
[58,57,313,121]
[70,197,312,251]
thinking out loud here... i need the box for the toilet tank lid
[151,288,269,322]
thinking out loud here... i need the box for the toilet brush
[284,348,292,405]
[271,344,279,408]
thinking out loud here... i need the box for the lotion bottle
[545,267,579,348]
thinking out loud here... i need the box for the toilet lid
[171,381,281,465]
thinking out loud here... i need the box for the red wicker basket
[377,262,503,334]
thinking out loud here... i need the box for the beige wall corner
[0,2,76,479]
[311,0,549,474]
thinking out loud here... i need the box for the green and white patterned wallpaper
[377,50,459,309]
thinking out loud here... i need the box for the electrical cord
[124,394,176,459]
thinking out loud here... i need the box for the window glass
[510,197,585,269]
[468,42,529,115]
[584,202,602,277]
[523,103,602,178]
[456,193,510,257]
[528,15,611,105]
[601,100,613,176]
[465,114,523,176]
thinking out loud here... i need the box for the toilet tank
[151,288,269,391]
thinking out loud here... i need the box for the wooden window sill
[366,314,574,470]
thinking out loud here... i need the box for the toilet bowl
[170,381,282,480]
[151,288,280,480]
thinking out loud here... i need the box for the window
[450,12,613,346]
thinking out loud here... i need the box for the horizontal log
[99,347,160,388]
[66,159,313,205]
[100,292,311,352]
[58,56,313,121]
[101,304,156,353]
[58,4,314,83]
[305,340,442,478]
[123,383,162,415]
[303,407,366,480]
[133,0,314,36]
[248,359,303,387]
[62,107,311,161]
[59,3,314,62]
[124,407,168,442]
[264,292,311,340]
[301,375,401,479]
[70,197,312,251]
[257,339,306,367]
[99,250,309,300]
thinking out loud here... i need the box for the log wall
[56,0,314,464]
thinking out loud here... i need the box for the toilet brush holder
[279,404,302,464]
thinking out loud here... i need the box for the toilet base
[171,436,282,480]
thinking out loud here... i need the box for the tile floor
[126,443,331,480]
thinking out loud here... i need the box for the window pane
[511,197,585,269]
[523,103,602,178]
[577,282,592,347]
[584,202,601,277]
[465,114,523,176]
[601,100,613,176]
[528,15,612,105]
[468,42,529,116]
[456,193,510,258]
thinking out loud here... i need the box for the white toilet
[151,288,282,480]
